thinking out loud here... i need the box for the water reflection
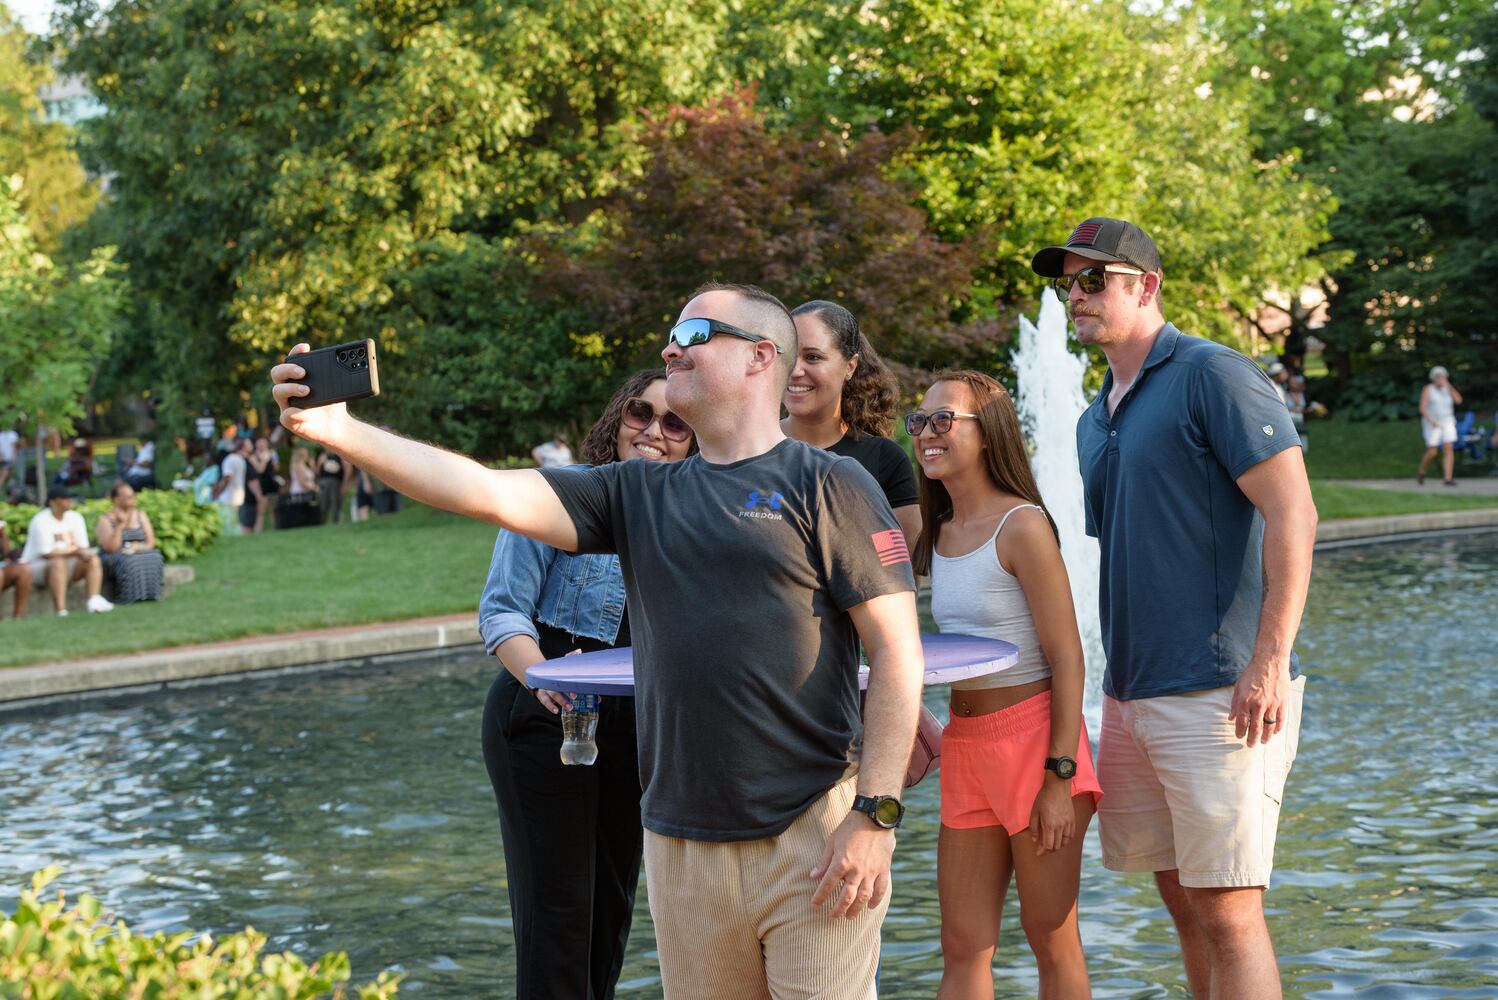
[3,535,1497,997]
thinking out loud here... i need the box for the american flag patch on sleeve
[871,529,911,567]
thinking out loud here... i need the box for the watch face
[1055,757,1077,780]
[874,797,903,828]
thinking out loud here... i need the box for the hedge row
[1,869,400,999]
[1,489,222,563]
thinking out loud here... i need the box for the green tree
[753,0,1334,353]
[56,0,791,434]
[1184,0,1493,385]
[557,87,992,385]
[0,8,98,251]
[0,174,125,464]
[1313,8,1498,411]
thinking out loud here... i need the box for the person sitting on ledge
[96,480,165,604]
[20,490,113,616]
[0,519,32,618]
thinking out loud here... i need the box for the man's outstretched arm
[272,344,578,550]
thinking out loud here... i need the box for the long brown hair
[911,369,1057,576]
[579,368,697,466]
[790,300,900,439]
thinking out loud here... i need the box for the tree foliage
[0,8,98,252]
[756,0,1334,351]
[557,87,995,386]
[56,0,786,433]
[0,174,124,436]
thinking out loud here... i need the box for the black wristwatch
[851,794,905,830]
[1044,756,1078,780]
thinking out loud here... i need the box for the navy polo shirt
[1077,323,1301,701]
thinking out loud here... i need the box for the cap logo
[1067,222,1102,246]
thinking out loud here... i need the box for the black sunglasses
[667,317,783,354]
[622,397,692,442]
[904,409,979,437]
[1050,264,1145,298]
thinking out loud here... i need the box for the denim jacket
[477,523,626,655]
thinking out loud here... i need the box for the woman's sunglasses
[666,317,783,353]
[904,409,979,436]
[1050,263,1144,298]
[622,397,692,442]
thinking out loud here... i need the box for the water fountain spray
[1013,289,1104,724]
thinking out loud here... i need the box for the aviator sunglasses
[904,409,980,437]
[1050,263,1145,299]
[622,397,692,442]
[666,317,783,354]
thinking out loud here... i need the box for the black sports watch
[1044,756,1078,780]
[851,794,905,830]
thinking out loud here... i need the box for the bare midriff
[949,677,1052,718]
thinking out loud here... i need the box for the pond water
[3,535,1497,998]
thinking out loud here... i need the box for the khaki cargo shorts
[1097,675,1306,888]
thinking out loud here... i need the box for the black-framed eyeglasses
[904,409,980,437]
[667,317,783,354]
[1050,264,1144,298]
[621,397,692,442]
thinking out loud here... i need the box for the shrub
[1,868,400,998]
[1,489,222,563]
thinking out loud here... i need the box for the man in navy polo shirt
[1033,218,1318,999]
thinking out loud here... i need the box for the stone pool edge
[3,508,1497,709]
[0,613,482,710]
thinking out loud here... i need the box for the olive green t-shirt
[540,439,915,841]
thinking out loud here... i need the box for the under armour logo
[745,490,784,510]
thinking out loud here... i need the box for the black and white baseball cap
[1031,217,1163,277]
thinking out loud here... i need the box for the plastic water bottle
[559,693,600,766]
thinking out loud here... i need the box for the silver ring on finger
[1263,716,1278,725]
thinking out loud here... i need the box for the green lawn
[1311,481,1498,520]
[3,478,1493,671]
[0,504,497,669]
[1303,419,1495,479]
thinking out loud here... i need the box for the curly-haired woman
[783,300,921,548]
[478,367,695,1000]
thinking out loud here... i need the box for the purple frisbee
[525,632,1019,696]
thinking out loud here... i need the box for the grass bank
[1303,419,1495,479]
[4,479,1493,671]
[0,504,496,670]
[1310,482,1498,521]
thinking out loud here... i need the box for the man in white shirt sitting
[124,438,157,489]
[20,491,114,616]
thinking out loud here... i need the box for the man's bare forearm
[315,416,575,548]
[1252,499,1317,667]
[853,594,924,797]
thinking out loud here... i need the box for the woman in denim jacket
[479,368,695,1000]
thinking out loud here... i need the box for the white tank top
[1427,385,1454,423]
[930,504,1051,691]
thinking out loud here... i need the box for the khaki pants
[643,777,883,999]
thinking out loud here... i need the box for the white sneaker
[86,594,114,613]
[56,608,68,617]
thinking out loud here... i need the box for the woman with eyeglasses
[478,368,695,1000]
[783,300,921,549]
[909,370,1101,1000]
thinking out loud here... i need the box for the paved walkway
[1340,476,1498,497]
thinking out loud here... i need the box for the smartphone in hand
[287,339,380,409]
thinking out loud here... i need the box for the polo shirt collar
[1140,322,1182,373]
[1089,322,1182,416]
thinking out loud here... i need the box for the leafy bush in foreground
[0,869,399,999]
[1,488,221,563]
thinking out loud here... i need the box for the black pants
[481,669,643,1000]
